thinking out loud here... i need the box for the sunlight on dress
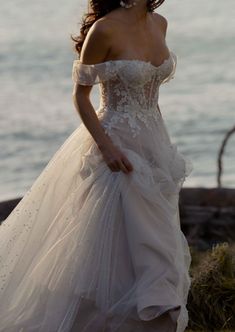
[0,50,193,331]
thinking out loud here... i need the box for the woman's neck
[121,0,148,23]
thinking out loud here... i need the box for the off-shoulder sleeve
[162,52,177,84]
[72,60,115,86]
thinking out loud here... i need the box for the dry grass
[187,242,235,330]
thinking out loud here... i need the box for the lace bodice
[72,51,177,137]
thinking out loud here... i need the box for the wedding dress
[0,50,193,332]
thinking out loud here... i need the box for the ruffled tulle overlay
[0,50,193,331]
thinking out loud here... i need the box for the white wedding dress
[0,50,193,332]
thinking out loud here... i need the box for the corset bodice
[72,51,177,137]
[101,56,174,107]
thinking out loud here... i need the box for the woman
[0,0,193,331]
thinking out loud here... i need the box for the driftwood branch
[217,125,235,188]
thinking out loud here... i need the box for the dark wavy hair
[71,0,165,57]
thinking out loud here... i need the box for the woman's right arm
[72,19,133,174]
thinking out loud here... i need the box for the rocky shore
[179,187,235,250]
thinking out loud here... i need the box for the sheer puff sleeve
[72,60,116,86]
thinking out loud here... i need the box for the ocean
[0,0,235,201]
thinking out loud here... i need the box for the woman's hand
[98,141,133,174]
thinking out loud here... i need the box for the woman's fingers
[108,161,120,172]
[107,159,129,173]
[104,148,133,173]
[117,157,133,174]
[119,162,129,174]
[121,156,133,172]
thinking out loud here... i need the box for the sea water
[0,0,234,200]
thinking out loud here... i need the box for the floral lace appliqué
[72,52,177,138]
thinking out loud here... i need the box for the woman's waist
[97,105,161,123]
[97,103,159,113]
[96,105,163,139]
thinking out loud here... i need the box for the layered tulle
[0,111,192,331]
[0,49,193,331]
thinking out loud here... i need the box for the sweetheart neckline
[74,50,175,71]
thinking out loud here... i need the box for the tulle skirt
[0,108,193,332]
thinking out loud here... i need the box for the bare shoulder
[151,12,168,36]
[80,17,113,64]
[89,16,114,37]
